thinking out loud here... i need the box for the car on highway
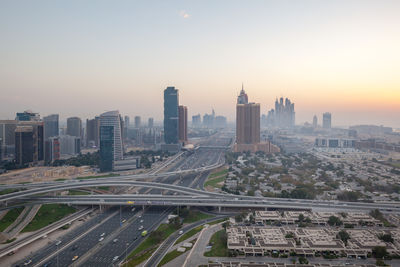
[112,256,119,262]
[127,201,134,204]
[100,232,105,237]
[72,256,78,261]
[140,219,144,223]
[55,240,62,246]
[138,225,144,230]
[122,219,127,223]
[179,230,183,235]
[113,239,118,243]
[141,230,148,236]
[99,237,104,242]
[23,259,32,265]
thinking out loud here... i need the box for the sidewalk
[183,223,222,267]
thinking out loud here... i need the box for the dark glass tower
[163,87,179,144]
[99,125,114,172]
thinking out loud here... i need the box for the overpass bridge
[18,194,400,213]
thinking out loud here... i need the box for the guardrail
[0,208,93,259]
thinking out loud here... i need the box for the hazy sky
[1,0,399,128]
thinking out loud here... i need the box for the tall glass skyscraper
[43,114,59,139]
[99,111,123,172]
[163,87,179,144]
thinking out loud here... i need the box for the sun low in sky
[0,0,399,127]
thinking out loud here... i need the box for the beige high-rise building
[235,86,280,154]
[236,103,260,144]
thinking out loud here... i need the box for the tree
[328,216,343,226]
[372,246,388,259]
[378,234,394,243]
[235,214,243,223]
[337,230,350,246]
[298,214,305,223]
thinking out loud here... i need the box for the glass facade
[163,87,179,144]
[100,125,114,172]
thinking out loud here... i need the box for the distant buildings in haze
[323,112,332,129]
[266,97,295,128]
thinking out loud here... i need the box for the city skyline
[1,1,399,127]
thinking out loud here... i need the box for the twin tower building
[235,86,280,153]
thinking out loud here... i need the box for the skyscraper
[236,103,260,144]
[16,110,40,121]
[178,105,188,143]
[99,111,123,171]
[323,112,332,129]
[235,86,280,154]
[67,117,82,137]
[0,120,17,156]
[43,114,59,139]
[15,126,34,166]
[163,86,179,144]
[266,97,295,128]
[124,116,130,128]
[134,116,141,128]
[44,137,60,163]
[192,114,201,127]
[86,117,100,148]
[148,118,154,128]
[313,115,318,128]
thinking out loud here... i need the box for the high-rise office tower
[44,137,60,162]
[203,109,215,128]
[0,120,18,156]
[67,117,82,137]
[16,110,40,121]
[266,97,295,128]
[124,116,130,128]
[163,86,179,144]
[148,118,154,128]
[59,135,81,156]
[215,116,227,128]
[323,112,332,129]
[99,111,123,172]
[236,87,260,144]
[86,117,100,148]
[236,102,260,144]
[43,114,59,139]
[178,105,188,143]
[313,115,318,128]
[192,114,201,127]
[134,116,141,128]
[17,121,44,163]
[15,126,34,165]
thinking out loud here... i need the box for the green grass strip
[22,204,76,232]
[0,207,24,232]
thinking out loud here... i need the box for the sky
[0,0,399,128]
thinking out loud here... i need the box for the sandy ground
[0,212,96,267]
[0,166,97,185]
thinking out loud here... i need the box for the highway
[19,194,400,213]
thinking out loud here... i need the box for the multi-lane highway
[20,194,400,213]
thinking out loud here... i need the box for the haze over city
[1,0,399,127]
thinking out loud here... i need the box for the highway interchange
[9,136,229,267]
[3,133,400,266]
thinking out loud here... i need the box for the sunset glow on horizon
[0,0,399,127]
